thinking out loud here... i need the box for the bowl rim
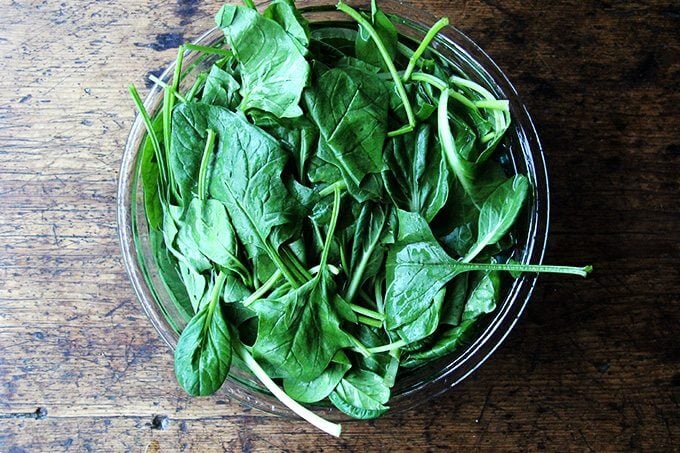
[117,0,549,419]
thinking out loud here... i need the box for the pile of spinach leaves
[129,0,590,436]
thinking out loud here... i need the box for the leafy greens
[129,0,591,437]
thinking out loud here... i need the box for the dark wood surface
[1,0,678,450]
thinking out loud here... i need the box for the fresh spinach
[130,0,591,436]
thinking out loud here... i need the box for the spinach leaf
[462,271,501,321]
[216,3,310,117]
[263,0,310,55]
[283,351,351,403]
[150,228,193,321]
[179,104,301,277]
[182,198,245,274]
[344,202,390,302]
[174,272,231,396]
[439,274,468,325]
[201,65,241,109]
[401,319,475,368]
[329,369,390,419]
[251,113,318,183]
[250,271,351,380]
[463,174,528,262]
[304,66,389,188]
[383,123,450,222]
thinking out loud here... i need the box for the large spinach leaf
[216,3,310,118]
[304,66,389,189]
[250,272,352,380]
[174,272,231,396]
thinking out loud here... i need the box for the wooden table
[1,0,677,450]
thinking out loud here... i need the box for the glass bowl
[117,0,548,421]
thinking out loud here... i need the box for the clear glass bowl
[117,0,548,421]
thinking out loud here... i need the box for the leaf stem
[197,129,216,201]
[403,17,449,82]
[454,262,593,278]
[319,185,341,270]
[367,339,406,354]
[184,43,234,58]
[242,0,256,9]
[235,342,342,437]
[186,72,207,101]
[129,84,167,189]
[357,315,383,328]
[346,333,372,357]
[410,72,477,110]
[243,269,283,307]
[336,1,415,136]
[201,271,229,339]
[148,75,187,103]
[350,303,384,320]
[319,180,347,197]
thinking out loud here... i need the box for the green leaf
[304,66,389,189]
[462,271,501,321]
[216,3,310,117]
[344,202,390,302]
[464,174,529,262]
[329,369,390,419]
[250,272,351,380]
[174,272,232,396]
[171,104,301,267]
[182,198,242,271]
[251,113,319,183]
[262,0,311,55]
[150,228,193,320]
[439,274,468,325]
[201,65,241,109]
[383,123,450,222]
[283,351,351,403]
[402,320,475,368]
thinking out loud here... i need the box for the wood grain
[0,0,678,451]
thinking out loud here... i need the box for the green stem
[367,340,406,354]
[184,43,234,58]
[454,262,593,278]
[357,315,383,328]
[336,1,415,136]
[450,75,508,135]
[171,45,185,92]
[350,303,384,321]
[319,180,347,197]
[235,342,342,437]
[129,84,167,189]
[319,185,341,270]
[265,241,301,289]
[347,333,371,358]
[186,72,207,102]
[197,129,216,201]
[410,72,477,110]
[243,269,282,307]
[474,99,510,111]
[242,0,256,9]
[282,247,313,282]
[403,17,449,82]
[148,75,187,103]
[344,235,381,303]
[201,271,228,339]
